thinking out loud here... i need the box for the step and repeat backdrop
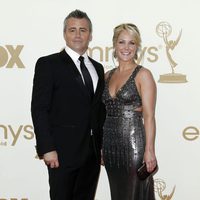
[0,0,200,199]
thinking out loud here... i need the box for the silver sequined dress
[102,65,155,200]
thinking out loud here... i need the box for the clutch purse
[137,162,158,180]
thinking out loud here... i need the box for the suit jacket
[31,50,105,167]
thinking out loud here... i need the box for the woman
[102,23,157,200]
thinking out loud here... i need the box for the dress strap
[106,68,116,83]
[132,65,142,79]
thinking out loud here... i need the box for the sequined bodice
[102,65,142,115]
[102,65,144,167]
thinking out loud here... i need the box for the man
[31,9,105,200]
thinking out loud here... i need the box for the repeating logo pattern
[154,178,176,200]
[156,22,187,83]
[0,45,25,68]
[0,125,34,146]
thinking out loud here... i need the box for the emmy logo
[154,178,176,200]
[156,22,187,83]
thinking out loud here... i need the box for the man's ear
[63,32,66,41]
[89,34,93,41]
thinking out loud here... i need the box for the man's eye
[80,29,87,32]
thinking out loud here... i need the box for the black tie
[79,56,94,99]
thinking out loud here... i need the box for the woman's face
[115,30,137,62]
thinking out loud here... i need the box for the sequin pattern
[102,65,155,200]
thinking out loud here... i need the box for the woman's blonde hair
[112,23,141,61]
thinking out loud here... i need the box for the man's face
[64,17,92,55]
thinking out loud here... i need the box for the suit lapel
[59,50,91,100]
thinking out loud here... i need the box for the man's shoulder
[38,51,61,62]
[34,51,65,72]
[88,56,103,67]
[36,50,67,66]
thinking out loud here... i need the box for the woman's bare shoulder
[137,66,154,80]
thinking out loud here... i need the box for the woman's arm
[137,67,157,172]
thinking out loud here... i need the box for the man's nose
[76,30,81,37]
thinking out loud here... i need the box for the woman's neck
[117,61,137,72]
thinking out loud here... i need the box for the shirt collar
[65,46,89,63]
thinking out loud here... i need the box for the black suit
[31,49,105,199]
